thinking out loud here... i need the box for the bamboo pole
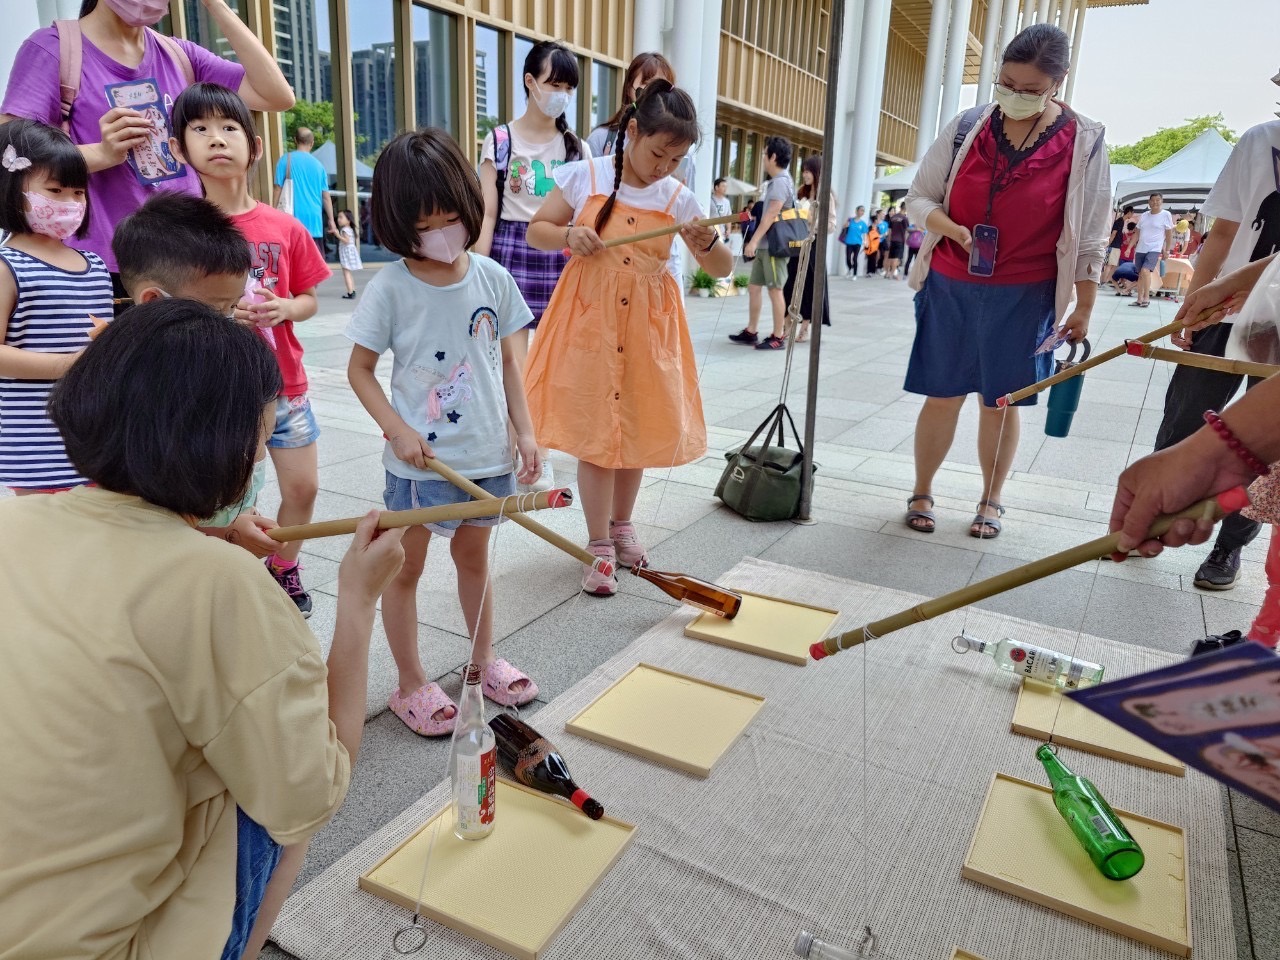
[563,211,751,255]
[810,487,1251,660]
[1125,341,1280,379]
[268,489,572,543]
[425,457,615,577]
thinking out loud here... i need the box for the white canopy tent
[1108,164,1142,203]
[872,163,918,201]
[313,140,375,181]
[1113,129,1233,212]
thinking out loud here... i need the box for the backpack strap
[53,20,82,134]
[950,104,987,167]
[603,126,618,156]
[493,123,511,173]
[153,32,195,86]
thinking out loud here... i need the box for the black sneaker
[754,334,786,350]
[268,559,313,618]
[1193,545,1242,591]
[728,327,759,344]
[1189,630,1246,658]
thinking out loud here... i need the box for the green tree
[1108,114,1238,170]
[282,99,334,150]
[477,116,501,140]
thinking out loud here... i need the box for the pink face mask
[417,222,469,263]
[103,0,170,27]
[24,191,85,241]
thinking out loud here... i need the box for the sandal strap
[908,493,935,507]
[976,499,1005,516]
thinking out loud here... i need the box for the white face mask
[532,80,572,119]
[203,457,267,527]
[417,222,469,264]
[994,83,1053,121]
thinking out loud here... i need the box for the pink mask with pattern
[24,192,85,240]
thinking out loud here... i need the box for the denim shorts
[268,394,320,449]
[1134,250,1162,273]
[383,470,516,538]
[219,808,283,960]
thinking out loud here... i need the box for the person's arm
[348,343,434,469]
[1061,136,1111,341]
[1175,251,1278,332]
[1162,225,1174,258]
[1170,221,1239,347]
[251,287,318,326]
[0,271,81,377]
[501,337,539,485]
[322,190,336,236]
[199,0,294,110]
[476,158,500,257]
[905,111,972,235]
[197,510,280,558]
[685,220,734,277]
[527,188,605,256]
[744,197,784,257]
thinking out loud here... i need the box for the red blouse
[932,113,1077,285]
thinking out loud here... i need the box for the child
[524,80,732,595]
[346,129,541,735]
[169,82,331,617]
[476,39,587,493]
[0,119,113,494]
[1242,473,1280,649]
[112,190,282,558]
[336,208,363,298]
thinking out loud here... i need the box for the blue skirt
[904,271,1056,407]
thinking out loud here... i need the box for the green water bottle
[1036,744,1144,880]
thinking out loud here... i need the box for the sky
[1064,0,1278,146]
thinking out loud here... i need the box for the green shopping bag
[715,403,815,522]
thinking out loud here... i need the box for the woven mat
[272,558,1235,960]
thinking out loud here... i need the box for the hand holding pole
[562,211,750,256]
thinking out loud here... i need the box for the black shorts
[888,240,905,259]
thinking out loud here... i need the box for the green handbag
[715,403,815,522]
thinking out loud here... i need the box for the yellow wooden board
[564,662,765,777]
[359,780,635,960]
[683,589,839,666]
[962,773,1191,957]
[951,950,991,960]
[1012,679,1184,776]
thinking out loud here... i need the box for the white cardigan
[905,103,1111,324]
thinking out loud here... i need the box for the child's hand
[221,511,280,559]
[245,287,291,328]
[514,434,540,485]
[391,431,434,469]
[567,225,606,258]
[680,220,717,253]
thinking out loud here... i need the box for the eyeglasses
[995,83,1053,102]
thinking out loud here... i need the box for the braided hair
[593,79,699,234]
[523,40,583,163]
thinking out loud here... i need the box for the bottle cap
[951,632,985,654]
[793,931,814,958]
[463,663,482,684]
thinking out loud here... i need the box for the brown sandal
[905,494,936,533]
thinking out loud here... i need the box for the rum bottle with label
[449,664,496,840]
[489,714,604,819]
[952,632,1103,689]
[1036,744,1144,880]
[631,563,743,619]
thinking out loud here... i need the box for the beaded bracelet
[1203,410,1272,476]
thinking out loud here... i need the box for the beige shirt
[0,487,350,960]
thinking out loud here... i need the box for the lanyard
[983,112,1047,224]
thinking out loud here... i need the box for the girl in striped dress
[0,120,112,493]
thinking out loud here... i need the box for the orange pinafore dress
[524,160,707,469]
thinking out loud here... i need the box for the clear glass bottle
[448,664,496,840]
[793,931,861,960]
[952,632,1104,689]
[1036,744,1145,880]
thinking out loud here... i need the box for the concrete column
[938,0,973,125]
[976,0,1003,104]
[997,0,1021,68]
[827,0,865,274]
[1021,0,1036,26]
[1036,0,1051,23]
[844,0,891,213]
[1048,0,1062,26]
[693,0,722,207]
[1064,0,1087,102]
[632,0,665,55]
[914,0,952,160]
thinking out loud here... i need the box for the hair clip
[2,145,32,173]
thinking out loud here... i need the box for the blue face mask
[204,458,267,528]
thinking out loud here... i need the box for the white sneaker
[528,456,555,493]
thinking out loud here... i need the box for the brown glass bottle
[489,714,605,820]
[631,563,743,619]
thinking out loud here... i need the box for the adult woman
[784,154,836,342]
[476,39,585,491]
[1,0,292,295]
[902,23,1109,538]
[0,299,404,960]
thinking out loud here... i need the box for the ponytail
[594,103,635,233]
[555,114,582,163]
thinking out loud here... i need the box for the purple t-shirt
[2,27,245,272]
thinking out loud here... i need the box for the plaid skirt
[490,218,569,327]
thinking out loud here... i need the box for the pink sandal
[481,658,539,707]
[389,682,458,736]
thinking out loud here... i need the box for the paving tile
[1237,826,1280,958]
[1231,789,1280,840]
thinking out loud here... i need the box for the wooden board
[359,780,635,960]
[1012,679,1184,776]
[683,589,839,666]
[951,950,991,960]
[962,773,1191,957]
[564,663,765,777]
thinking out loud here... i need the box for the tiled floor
[55,260,1270,958]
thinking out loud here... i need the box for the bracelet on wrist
[1203,410,1271,476]
[565,225,572,248]
[702,236,718,254]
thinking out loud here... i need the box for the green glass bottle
[1036,744,1144,880]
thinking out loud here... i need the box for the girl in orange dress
[524,81,734,595]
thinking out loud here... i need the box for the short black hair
[113,192,252,297]
[171,82,261,169]
[714,177,727,188]
[1002,23,1071,83]
[1122,205,1135,214]
[370,129,483,259]
[765,135,793,169]
[0,118,91,238]
[1149,192,1163,200]
[49,298,281,518]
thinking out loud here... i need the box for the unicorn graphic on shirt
[415,361,474,424]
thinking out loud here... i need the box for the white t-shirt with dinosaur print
[481,126,592,223]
